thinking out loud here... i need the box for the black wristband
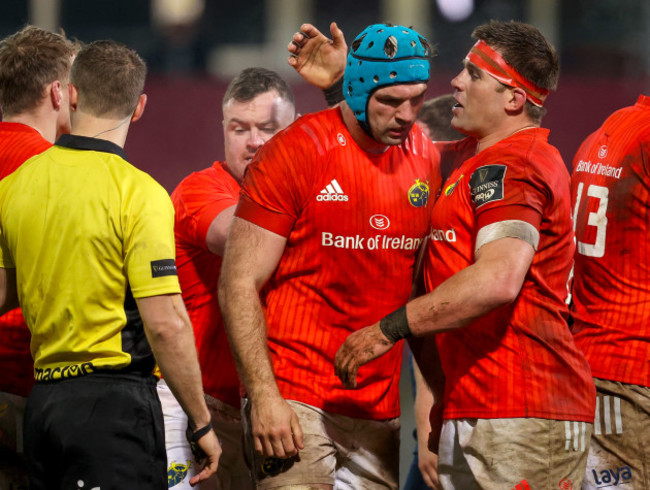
[379,306,411,343]
[190,422,213,442]
[322,77,344,107]
[186,422,212,462]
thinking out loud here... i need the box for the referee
[0,40,220,488]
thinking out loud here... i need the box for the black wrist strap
[186,422,212,462]
[190,423,212,442]
[379,306,412,343]
[190,422,213,443]
[322,77,344,107]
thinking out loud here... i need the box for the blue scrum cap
[343,24,432,126]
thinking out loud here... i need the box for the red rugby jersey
[171,162,241,408]
[426,128,595,422]
[0,122,51,397]
[571,95,650,388]
[236,107,441,419]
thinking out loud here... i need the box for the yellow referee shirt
[0,135,180,381]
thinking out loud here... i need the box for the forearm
[153,332,210,428]
[334,240,528,389]
[219,277,280,402]
[413,363,434,444]
[140,295,210,428]
[336,241,532,392]
[218,218,288,404]
[407,264,502,336]
[410,336,445,449]
[406,237,533,337]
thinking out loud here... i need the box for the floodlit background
[4,0,649,486]
[4,0,650,191]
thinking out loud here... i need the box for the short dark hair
[0,25,77,117]
[70,40,146,119]
[417,94,464,141]
[222,67,295,108]
[472,20,559,123]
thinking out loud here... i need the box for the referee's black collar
[55,134,128,160]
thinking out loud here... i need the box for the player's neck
[476,118,538,154]
[341,103,389,154]
[70,111,130,148]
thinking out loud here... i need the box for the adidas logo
[317,179,349,202]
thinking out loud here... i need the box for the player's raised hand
[287,22,347,89]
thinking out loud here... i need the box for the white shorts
[158,380,253,489]
[158,380,207,489]
[582,378,650,490]
[438,417,592,490]
[243,398,400,489]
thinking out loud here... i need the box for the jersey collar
[55,134,128,160]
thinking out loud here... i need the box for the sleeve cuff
[235,194,295,237]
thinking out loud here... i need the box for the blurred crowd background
[3,0,649,192]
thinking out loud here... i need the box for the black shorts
[24,372,166,490]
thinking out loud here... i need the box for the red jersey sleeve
[236,124,313,237]
[172,163,239,250]
[470,146,549,231]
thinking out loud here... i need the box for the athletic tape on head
[465,39,549,107]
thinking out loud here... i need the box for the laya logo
[337,133,347,146]
[558,478,573,489]
[470,164,505,208]
[317,179,349,202]
[168,460,192,487]
[151,259,177,278]
[369,214,390,230]
[408,179,429,207]
[591,466,632,487]
[444,174,464,196]
[598,145,608,159]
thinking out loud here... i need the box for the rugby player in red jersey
[571,96,650,489]
[162,67,295,489]
[327,21,596,489]
[219,23,441,489]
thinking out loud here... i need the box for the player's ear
[68,83,79,112]
[505,87,527,113]
[130,94,147,122]
[50,80,63,109]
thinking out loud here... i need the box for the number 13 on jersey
[573,183,609,258]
